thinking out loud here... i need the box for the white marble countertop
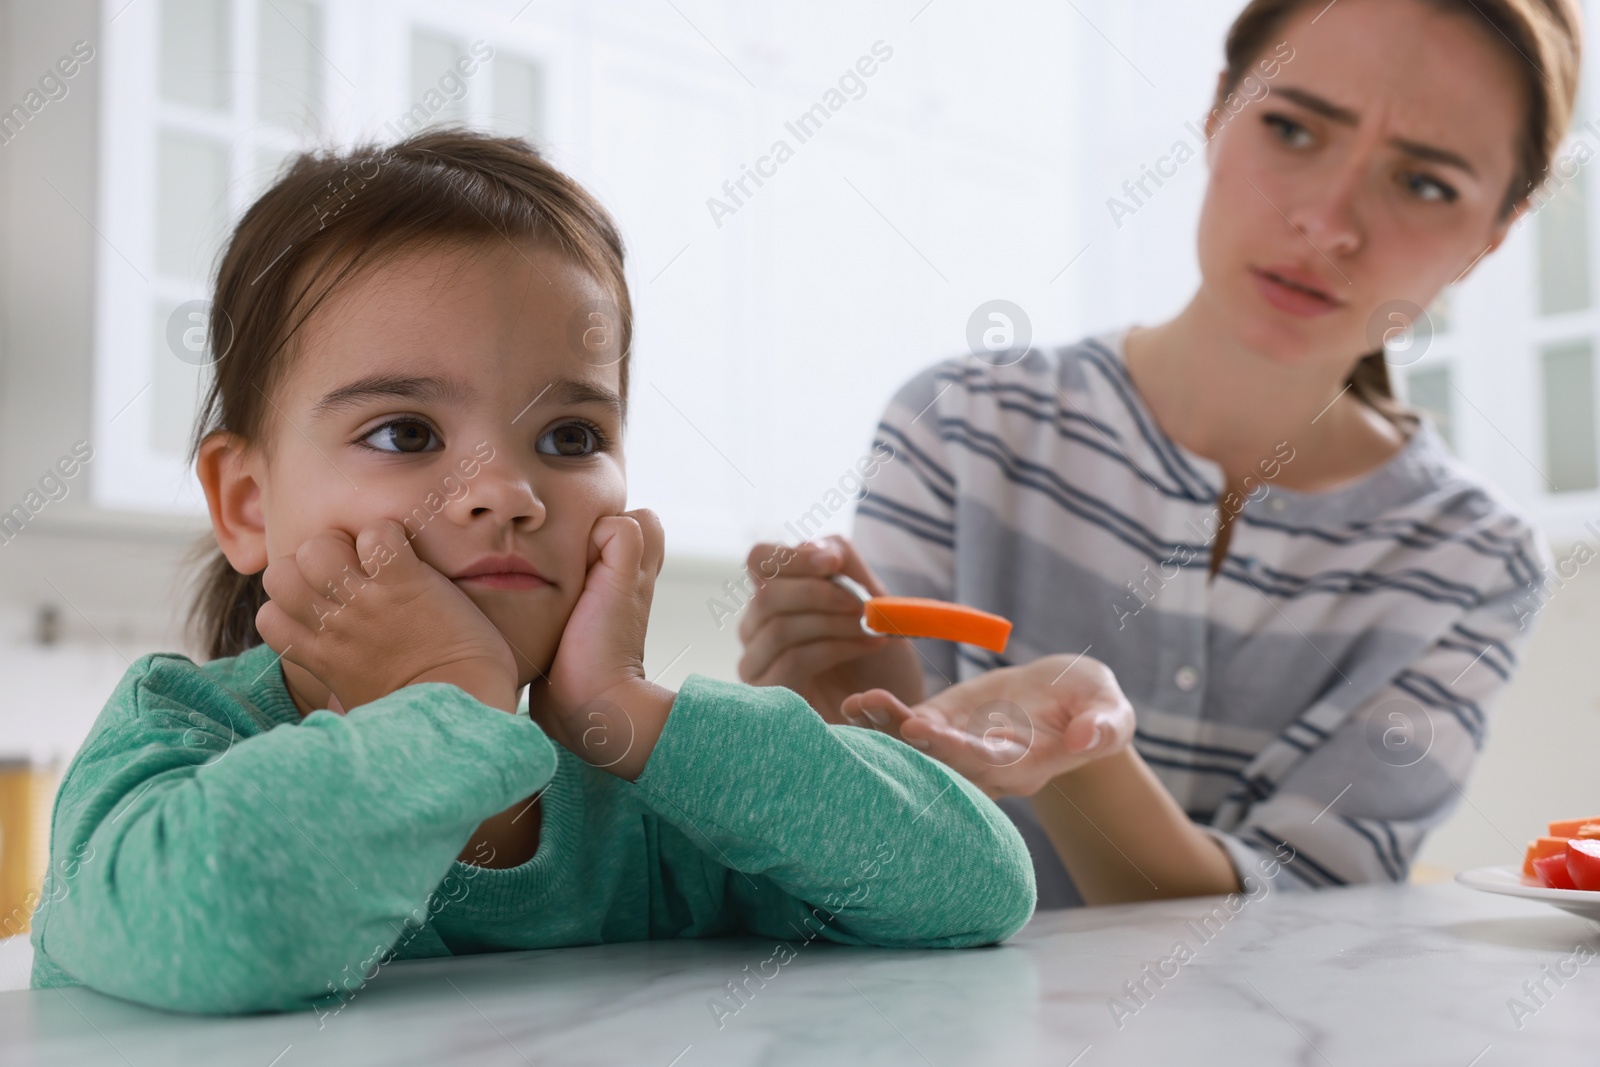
[1,882,1595,1066]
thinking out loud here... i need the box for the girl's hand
[256,520,520,713]
[737,535,926,723]
[838,653,1135,798]
[529,508,671,780]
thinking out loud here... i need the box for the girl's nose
[453,455,545,528]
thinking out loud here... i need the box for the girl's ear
[196,431,268,574]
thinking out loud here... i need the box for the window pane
[160,0,231,110]
[493,55,545,144]
[408,32,470,132]
[258,0,322,133]
[150,300,205,457]
[1405,364,1455,451]
[1538,168,1590,316]
[156,130,230,282]
[1542,339,1599,492]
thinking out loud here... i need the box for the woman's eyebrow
[312,374,477,418]
[1274,85,1478,177]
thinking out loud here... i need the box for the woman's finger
[898,713,1010,777]
[736,570,866,645]
[827,535,893,598]
[1058,709,1107,754]
[1099,699,1138,749]
[738,606,887,682]
[742,639,892,704]
[744,537,842,583]
[840,688,915,734]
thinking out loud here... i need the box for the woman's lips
[456,573,549,591]
[1252,268,1341,319]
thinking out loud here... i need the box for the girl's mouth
[457,573,549,591]
[452,553,551,591]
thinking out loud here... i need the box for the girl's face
[1197,0,1527,368]
[245,238,627,687]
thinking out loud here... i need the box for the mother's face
[1197,0,1528,368]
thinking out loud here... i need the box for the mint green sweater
[29,642,1035,1014]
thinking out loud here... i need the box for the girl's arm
[31,656,558,1015]
[521,507,1033,947]
[630,674,1036,949]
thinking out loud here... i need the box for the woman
[736,0,1579,905]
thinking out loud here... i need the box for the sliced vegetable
[1568,840,1600,892]
[862,596,1013,654]
[1533,852,1579,891]
[1524,836,1573,878]
[1548,817,1600,838]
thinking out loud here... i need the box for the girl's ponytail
[185,539,270,661]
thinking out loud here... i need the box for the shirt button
[1174,665,1200,691]
[1270,497,1287,512]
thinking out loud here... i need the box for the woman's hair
[183,127,632,661]
[1215,0,1583,418]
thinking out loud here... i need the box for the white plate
[1456,864,1600,922]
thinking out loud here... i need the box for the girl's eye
[360,419,441,454]
[537,421,605,457]
[1264,114,1313,149]
[1403,171,1458,204]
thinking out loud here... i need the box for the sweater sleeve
[30,655,557,1014]
[632,674,1036,948]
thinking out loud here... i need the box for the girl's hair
[1215,0,1583,419]
[183,127,632,661]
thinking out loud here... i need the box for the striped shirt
[852,325,1551,903]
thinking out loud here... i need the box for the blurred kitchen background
[2,0,1598,988]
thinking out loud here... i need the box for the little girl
[27,129,1130,1016]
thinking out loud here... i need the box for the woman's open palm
[840,653,1135,798]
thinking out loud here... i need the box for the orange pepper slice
[1548,817,1600,838]
[862,596,1013,654]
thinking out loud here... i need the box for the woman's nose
[1285,157,1365,259]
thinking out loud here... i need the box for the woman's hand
[256,519,519,713]
[529,508,674,781]
[737,535,926,722]
[839,653,1135,798]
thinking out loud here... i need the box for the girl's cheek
[577,464,628,521]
